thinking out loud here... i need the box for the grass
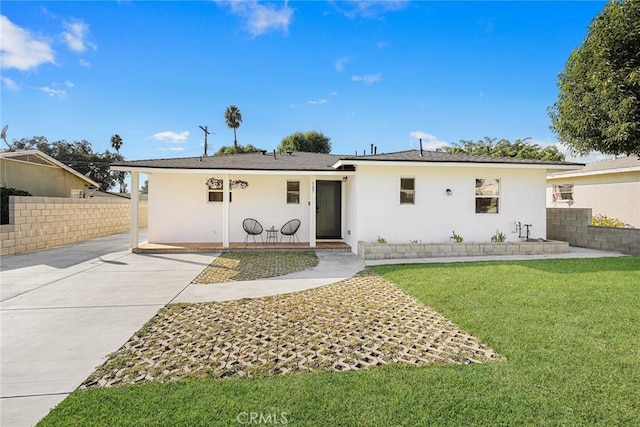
[39,257,640,426]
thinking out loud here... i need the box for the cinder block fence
[547,208,639,256]
[1,196,147,256]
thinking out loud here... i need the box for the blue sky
[1,1,608,162]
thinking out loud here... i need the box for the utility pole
[199,125,212,156]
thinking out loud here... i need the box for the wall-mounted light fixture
[342,176,348,182]
[446,188,453,196]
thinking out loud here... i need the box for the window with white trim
[286,181,300,204]
[552,184,574,203]
[475,178,500,214]
[400,178,415,204]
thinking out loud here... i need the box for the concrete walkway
[0,231,625,427]
[0,233,364,427]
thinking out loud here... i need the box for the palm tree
[110,134,126,193]
[224,105,242,154]
[110,134,123,154]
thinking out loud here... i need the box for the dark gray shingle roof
[337,149,584,166]
[113,151,341,171]
[113,149,584,171]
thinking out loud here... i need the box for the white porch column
[309,175,316,248]
[130,171,139,250]
[222,173,230,248]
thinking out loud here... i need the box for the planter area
[358,240,569,260]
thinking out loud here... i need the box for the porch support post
[222,173,230,248]
[129,171,140,250]
[309,176,316,248]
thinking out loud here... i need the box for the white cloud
[331,91,338,96]
[62,19,96,53]
[308,99,327,105]
[409,131,449,150]
[64,80,74,88]
[334,56,350,72]
[0,15,55,70]
[79,58,91,67]
[159,147,185,152]
[351,73,382,84]
[332,0,409,19]
[152,131,189,143]
[39,86,66,98]
[1,76,20,91]
[217,0,293,36]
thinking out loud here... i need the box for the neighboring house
[112,150,583,253]
[546,155,640,227]
[0,150,99,197]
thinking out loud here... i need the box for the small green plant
[377,236,387,243]
[450,230,463,243]
[490,230,507,243]
[591,214,630,228]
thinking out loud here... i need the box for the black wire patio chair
[280,219,301,243]
[243,218,264,245]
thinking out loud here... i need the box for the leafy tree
[140,180,148,194]
[224,105,243,153]
[10,136,123,191]
[215,144,261,156]
[549,0,640,156]
[110,134,126,193]
[277,130,332,153]
[442,137,565,161]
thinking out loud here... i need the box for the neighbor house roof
[547,154,640,179]
[0,149,100,188]
[112,149,584,173]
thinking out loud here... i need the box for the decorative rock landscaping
[82,271,504,388]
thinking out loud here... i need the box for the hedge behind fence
[1,187,31,224]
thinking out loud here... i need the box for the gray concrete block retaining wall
[358,240,569,260]
[1,196,148,256]
[547,208,639,256]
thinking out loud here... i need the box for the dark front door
[316,181,341,239]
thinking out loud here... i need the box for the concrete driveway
[0,231,217,427]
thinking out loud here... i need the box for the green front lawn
[39,257,640,426]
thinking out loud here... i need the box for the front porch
[132,241,351,254]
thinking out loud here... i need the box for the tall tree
[224,105,242,153]
[548,0,640,157]
[277,131,332,153]
[441,137,565,161]
[110,134,126,193]
[110,134,123,154]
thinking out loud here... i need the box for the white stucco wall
[148,172,315,243]
[354,165,548,244]
[546,171,640,227]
